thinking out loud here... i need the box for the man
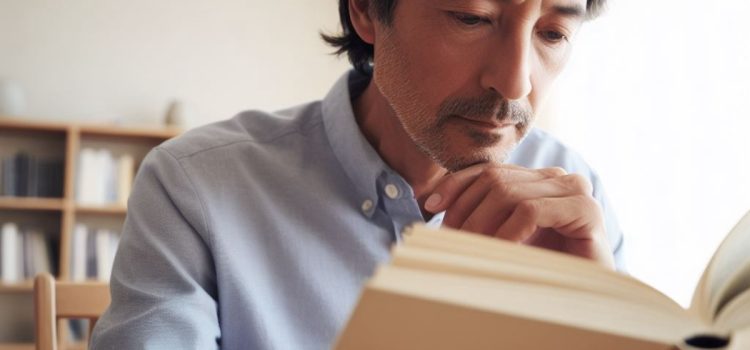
[91,0,623,349]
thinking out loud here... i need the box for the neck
[353,79,447,208]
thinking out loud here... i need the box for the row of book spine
[0,222,58,283]
[76,148,135,206]
[1,152,64,198]
[69,224,121,282]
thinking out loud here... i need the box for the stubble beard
[374,29,534,173]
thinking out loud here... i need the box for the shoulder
[158,101,324,160]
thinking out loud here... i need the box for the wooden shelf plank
[0,117,69,133]
[75,204,127,215]
[0,343,35,350]
[63,342,87,350]
[79,124,180,140]
[0,282,34,293]
[0,197,65,211]
[1,117,179,140]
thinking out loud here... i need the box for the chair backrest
[33,273,110,350]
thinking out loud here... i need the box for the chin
[436,146,511,172]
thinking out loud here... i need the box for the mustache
[436,91,532,126]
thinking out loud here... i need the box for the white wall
[0,0,349,128]
[549,0,750,305]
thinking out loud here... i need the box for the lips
[454,115,514,130]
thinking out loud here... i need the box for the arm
[90,147,221,349]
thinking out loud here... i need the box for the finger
[458,188,511,235]
[494,195,602,243]
[537,166,568,178]
[425,164,549,213]
[455,174,594,233]
[442,180,489,229]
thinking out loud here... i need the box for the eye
[538,30,568,44]
[451,12,491,27]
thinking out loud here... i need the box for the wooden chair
[33,273,110,350]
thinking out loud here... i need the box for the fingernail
[425,193,442,211]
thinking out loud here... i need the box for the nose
[479,25,533,100]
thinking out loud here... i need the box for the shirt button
[385,184,400,199]
[361,199,374,213]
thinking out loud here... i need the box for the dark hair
[321,0,608,74]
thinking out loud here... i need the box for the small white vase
[164,99,188,128]
[0,79,26,116]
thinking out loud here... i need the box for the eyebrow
[489,1,587,19]
[552,3,586,18]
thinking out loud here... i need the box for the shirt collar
[321,70,388,215]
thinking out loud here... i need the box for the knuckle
[576,194,602,215]
[564,174,593,195]
[542,167,567,177]
[494,181,514,197]
[441,174,461,192]
[516,199,540,219]
[479,168,504,186]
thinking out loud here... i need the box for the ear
[348,0,376,44]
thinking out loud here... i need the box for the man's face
[372,0,586,171]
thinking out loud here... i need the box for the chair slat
[55,282,110,318]
[34,274,111,350]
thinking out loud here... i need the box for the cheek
[397,29,481,98]
[529,46,572,109]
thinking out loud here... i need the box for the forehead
[432,0,588,17]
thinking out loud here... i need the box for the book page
[403,225,683,312]
[391,244,684,315]
[692,210,750,320]
[726,326,750,350]
[715,286,750,332]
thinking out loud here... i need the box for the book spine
[117,154,135,206]
[76,148,96,204]
[26,154,38,197]
[49,158,64,197]
[1,223,20,283]
[102,150,116,204]
[85,227,97,279]
[96,229,111,281]
[71,223,88,282]
[15,152,31,197]
[2,156,17,197]
[0,156,4,196]
[30,230,52,276]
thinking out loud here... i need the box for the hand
[423,164,615,269]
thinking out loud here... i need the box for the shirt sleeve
[90,147,221,349]
[590,170,627,272]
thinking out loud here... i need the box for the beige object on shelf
[33,273,110,350]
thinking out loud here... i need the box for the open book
[334,211,750,350]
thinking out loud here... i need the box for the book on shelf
[1,222,20,283]
[76,148,135,206]
[1,222,57,283]
[70,223,120,282]
[0,152,64,198]
[334,211,750,350]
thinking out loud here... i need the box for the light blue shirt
[90,71,624,349]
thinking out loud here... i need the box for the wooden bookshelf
[0,117,180,349]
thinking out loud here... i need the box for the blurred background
[1,0,749,345]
